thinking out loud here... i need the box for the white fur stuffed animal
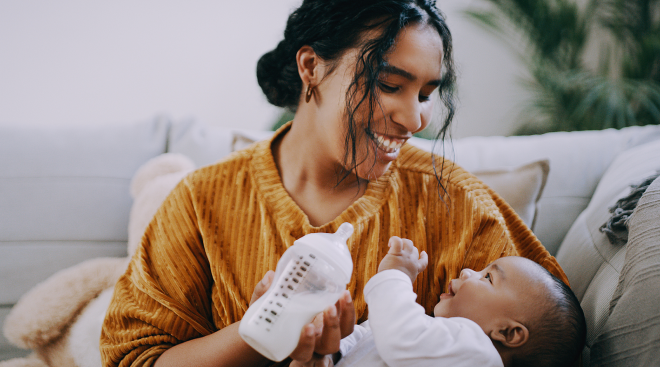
[1,153,195,367]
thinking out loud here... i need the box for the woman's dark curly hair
[257,0,456,185]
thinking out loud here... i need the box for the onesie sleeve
[338,322,370,359]
[365,270,504,367]
[101,177,216,367]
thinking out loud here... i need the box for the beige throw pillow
[472,160,549,229]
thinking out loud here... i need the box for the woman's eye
[419,94,431,102]
[378,82,399,93]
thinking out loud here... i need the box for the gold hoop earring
[305,84,313,103]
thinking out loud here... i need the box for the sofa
[2,117,659,366]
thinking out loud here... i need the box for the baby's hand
[378,237,428,283]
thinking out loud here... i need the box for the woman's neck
[272,115,368,227]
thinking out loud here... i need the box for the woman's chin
[356,161,392,181]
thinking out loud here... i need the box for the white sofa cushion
[411,125,660,255]
[555,139,660,365]
[0,117,169,306]
[168,119,272,168]
[168,119,234,168]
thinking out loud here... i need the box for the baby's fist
[378,237,428,283]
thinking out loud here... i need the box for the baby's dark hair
[257,0,456,185]
[512,267,586,367]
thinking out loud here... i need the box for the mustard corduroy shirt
[101,125,566,367]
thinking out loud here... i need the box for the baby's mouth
[373,132,405,154]
[448,281,456,296]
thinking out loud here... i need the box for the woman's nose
[390,97,424,134]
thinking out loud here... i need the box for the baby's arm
[366,238,503,367]
[377,236,428,282]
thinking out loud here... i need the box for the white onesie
[336,270,503,367]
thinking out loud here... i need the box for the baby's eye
[485,273,493,284]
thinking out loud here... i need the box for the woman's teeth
[375,134,403,153]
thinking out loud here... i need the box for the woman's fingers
[314,305,341,355]
[290,354,334,367]
[299,290,355,357]
[290,324,317,362]
[338,291,355,338]
[249,270,274,306]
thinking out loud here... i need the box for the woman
[101,1,566,366]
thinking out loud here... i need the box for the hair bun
[257,40,302,109]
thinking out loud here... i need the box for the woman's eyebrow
[382,64,416,80]
[382,64,441,86]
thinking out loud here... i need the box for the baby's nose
[459,268,475,280]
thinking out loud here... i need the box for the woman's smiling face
[313,22,444,180]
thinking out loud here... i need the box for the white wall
[0,0,526,138]
[442,0,526,138]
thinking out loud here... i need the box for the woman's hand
[250,272,355,366]
[249,270,275,305]
[289,354,335,367]
[378,236,428,283]
[290,290,354,365]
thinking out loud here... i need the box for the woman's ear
[296,45,322,87]
[489,321,529,348]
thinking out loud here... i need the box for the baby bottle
[239,222,354,362]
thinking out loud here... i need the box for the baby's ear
[489,321,528,348]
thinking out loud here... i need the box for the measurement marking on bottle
[251,254,319,331]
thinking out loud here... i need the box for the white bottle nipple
[335,222,354,242]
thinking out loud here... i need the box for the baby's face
[434,256,545,332]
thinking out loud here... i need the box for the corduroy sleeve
[486,185,568,284]
[452,173,568,285]
[101,177,216,367]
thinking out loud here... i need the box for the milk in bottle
[238,223,354,361]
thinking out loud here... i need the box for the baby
[335,237,586,367]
